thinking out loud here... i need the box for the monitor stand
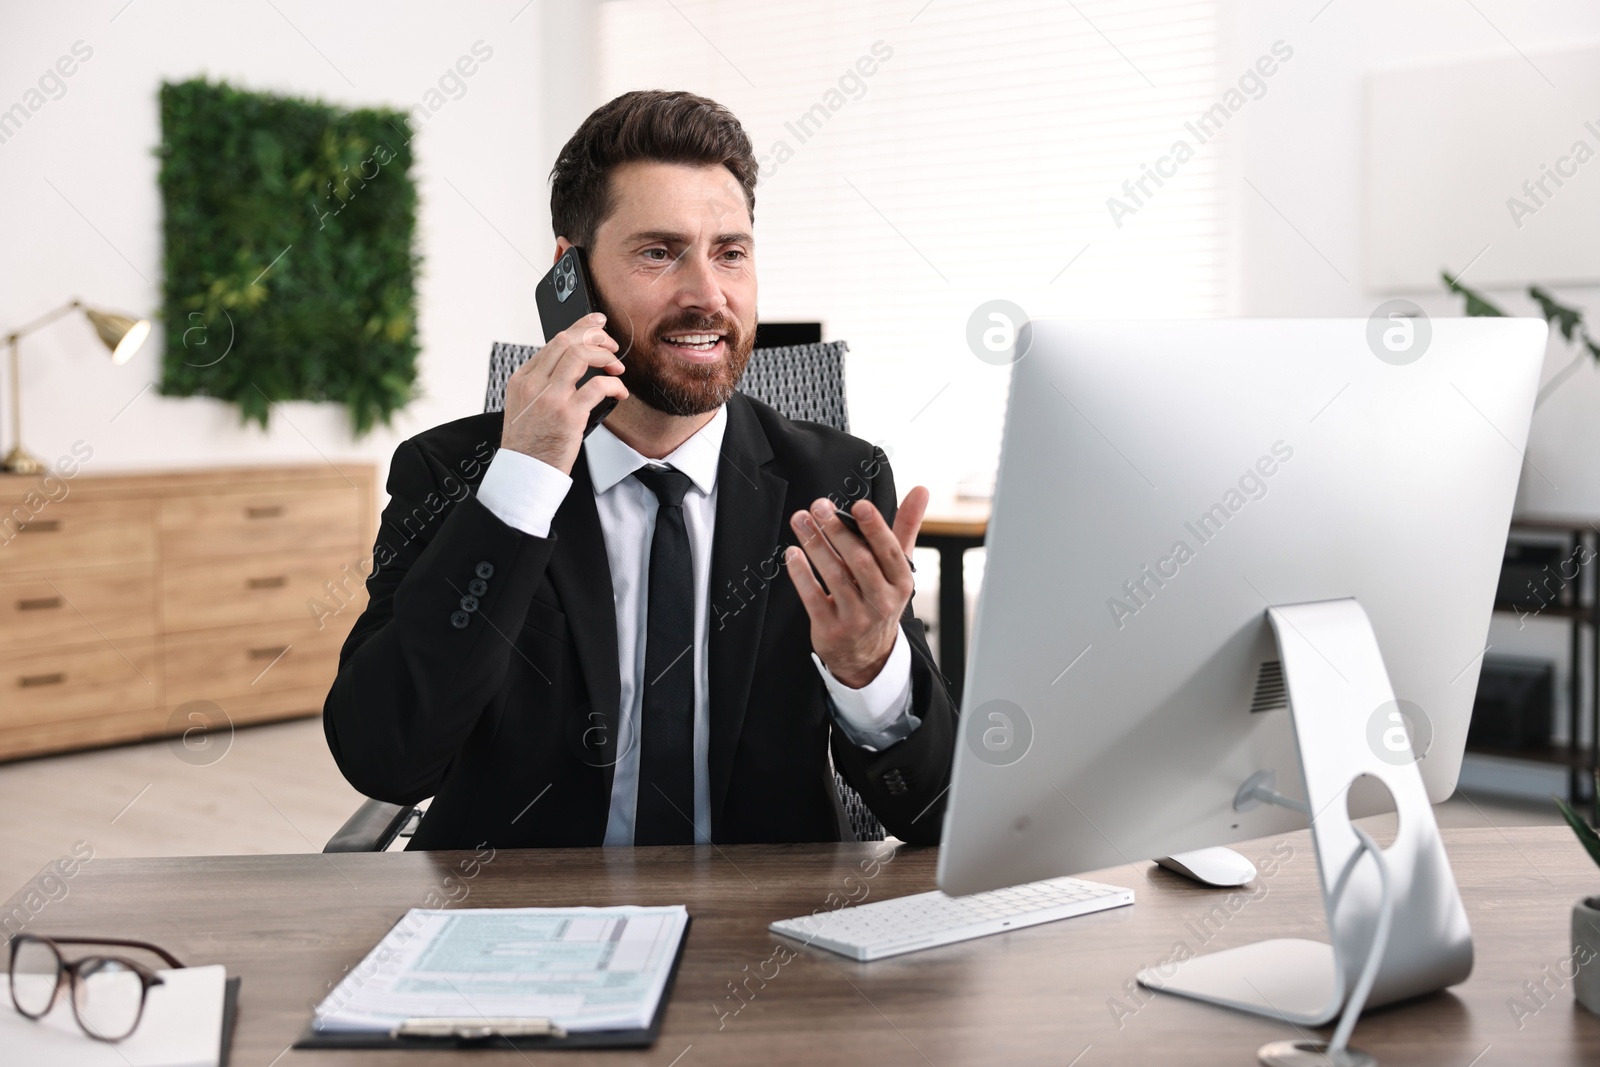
[1136,599,1473,1061]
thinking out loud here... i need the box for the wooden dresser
[0,463,376,761]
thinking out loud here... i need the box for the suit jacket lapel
[708,395,787,828]
[546,449,623,798]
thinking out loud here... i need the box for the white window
[600,0,1228,497]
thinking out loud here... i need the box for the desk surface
[920,498,990,540]
[6,827,1598,1065]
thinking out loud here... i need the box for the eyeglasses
[7,935,186,1043]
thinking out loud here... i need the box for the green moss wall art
[157,78,420,436]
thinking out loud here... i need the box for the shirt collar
[584,402,728,497]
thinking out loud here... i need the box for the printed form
[312,905,690,1034]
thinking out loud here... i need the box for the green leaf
[1528,286,1585,343]
[1554,781,1600,873]
[1441,270,1507,318]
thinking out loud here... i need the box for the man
[324,89,957,849]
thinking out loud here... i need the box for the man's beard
[597,293,754,417]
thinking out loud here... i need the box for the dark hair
[549,90,758,249]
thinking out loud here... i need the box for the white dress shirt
[475,403,919,844]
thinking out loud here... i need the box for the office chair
[325,337,888,851]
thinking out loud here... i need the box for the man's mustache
[651,313,741,342]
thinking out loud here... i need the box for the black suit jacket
[323,392,958,849]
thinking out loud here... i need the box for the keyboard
[769,875,1134,961]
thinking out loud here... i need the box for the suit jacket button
[475,561,495,579]
[451,610,471,629]
[468,578,488,596]
[460,595,479,612]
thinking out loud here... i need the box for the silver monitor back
[937,317,1547,897]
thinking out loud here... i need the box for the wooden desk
[918,499,989,702]
[6,828,1598,1064]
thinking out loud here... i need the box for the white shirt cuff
[474,448,573,538]
[811,624,919,750]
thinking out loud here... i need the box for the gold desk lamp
[3,298,150,474]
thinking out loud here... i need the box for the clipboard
[292,916,691,1052]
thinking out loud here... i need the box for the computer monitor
[937,317,1546,895]
[934,317,1547,1039]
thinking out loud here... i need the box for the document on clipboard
[310,905,690,1039]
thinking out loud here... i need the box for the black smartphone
[534,246,618,438]
[830,504,865,539]
[822,502,915,572]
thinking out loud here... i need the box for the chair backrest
[730,340,850,431]
[484,339,852,430]
[482,339,885,843]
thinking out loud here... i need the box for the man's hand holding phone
[500,313,627,475]
[786,488,929,689]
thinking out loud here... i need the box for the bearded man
[323,90,957,849]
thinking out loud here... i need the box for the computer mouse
[1154,847,1257,887]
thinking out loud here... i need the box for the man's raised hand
[785,486,930,689]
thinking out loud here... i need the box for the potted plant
[1442,271,1600,408]
[1554,780,1600,1015]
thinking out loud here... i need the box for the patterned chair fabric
[483,340,539,415]
[482,339,886,842]
[731,340,851,431]
[484,339,852,430]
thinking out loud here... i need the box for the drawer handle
[248,645,290,660]
[19,672,65,688]
[247,575,288,590]
[16,596,63,611]
[245,505,284,520]
[17,520,61,534]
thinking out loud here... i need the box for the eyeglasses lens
[9,939,61,1018]
[73,958,144,1041]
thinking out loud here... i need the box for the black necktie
[631,464,697,844]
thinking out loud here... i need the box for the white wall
[1228,0,1600,508]
[1,1,596,491]
[1228,0,1600,515]
[1230,0,1600,316]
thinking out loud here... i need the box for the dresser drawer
[164,619,346,704]
[160,486,364,559]
[161,551,367,632]
[0,499,157,575]
[0,567,157,651]
[0,640,160,729]
[0,707,174,762]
